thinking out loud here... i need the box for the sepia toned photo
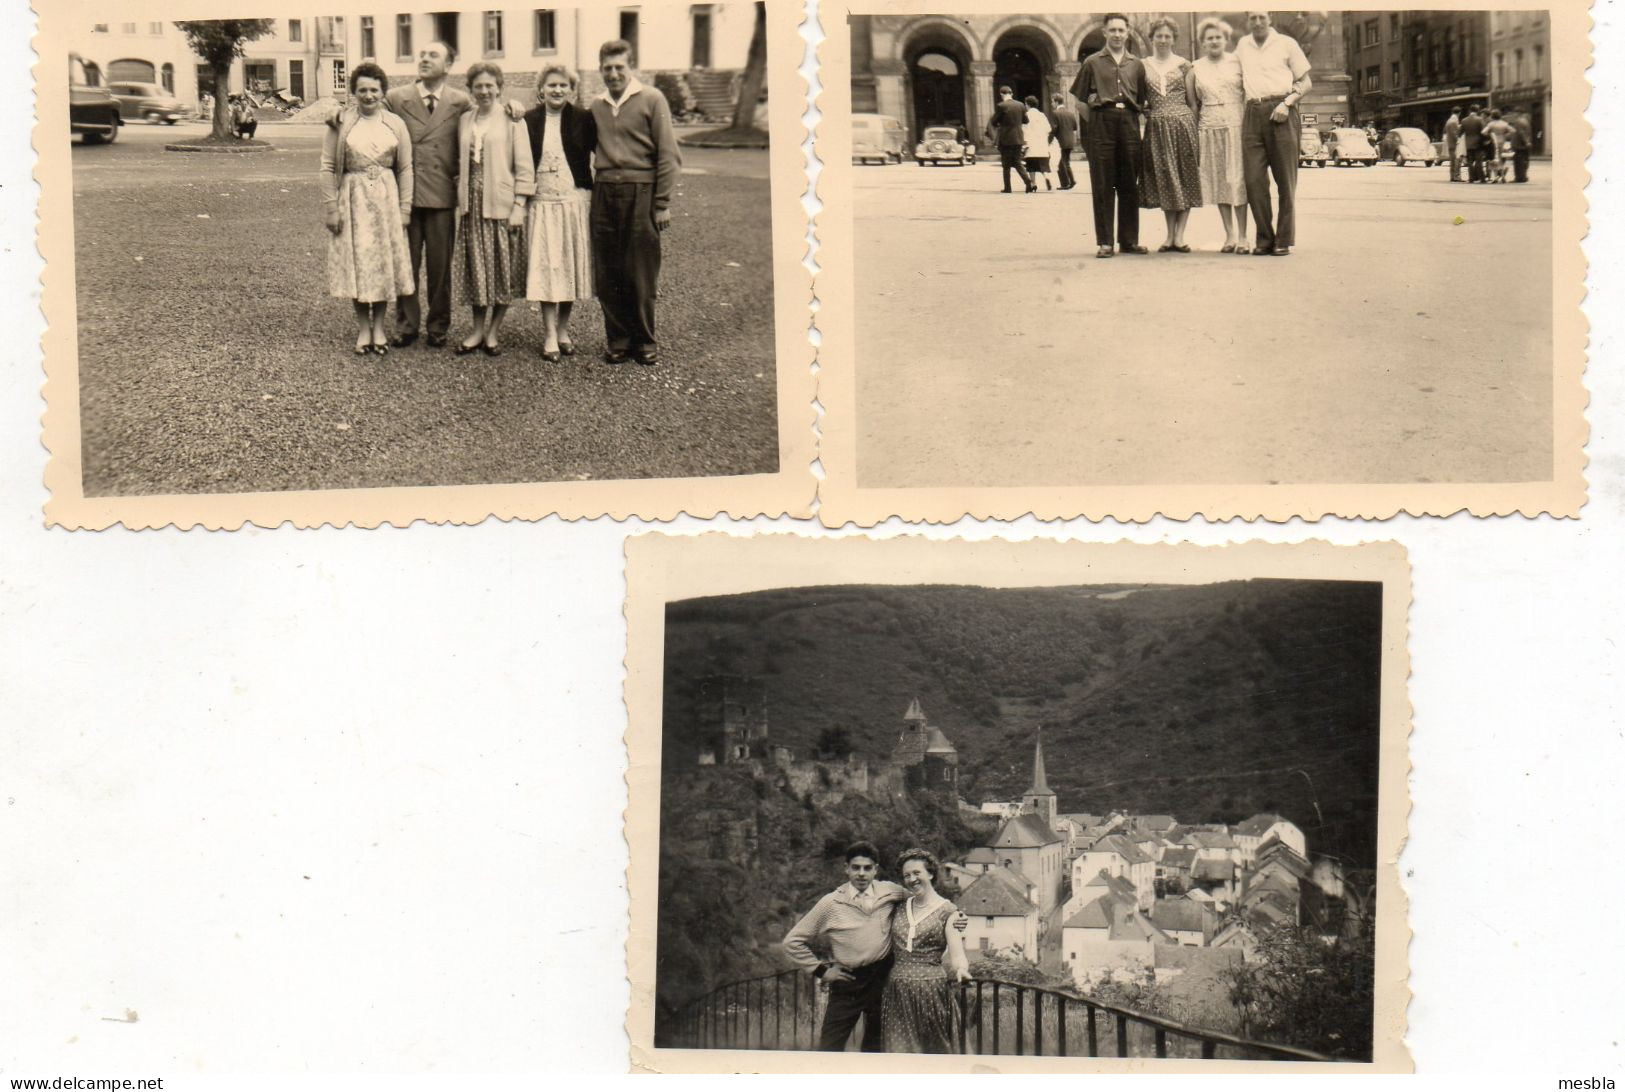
[625,534,1410,1073]
[38,0,813,528]
[815,3,1588,524]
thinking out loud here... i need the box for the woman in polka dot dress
[881,848,970,1054]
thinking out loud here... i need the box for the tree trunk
[212,59,234,140]
[728,2,767,132]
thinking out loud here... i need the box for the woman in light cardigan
[454,62,535,356]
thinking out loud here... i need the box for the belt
[1246,96,1288,104]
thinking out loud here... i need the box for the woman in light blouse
[454,62,535,356]
[1192,18,1250,252]
[523,64,596,362]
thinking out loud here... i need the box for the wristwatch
[813,962,832,979]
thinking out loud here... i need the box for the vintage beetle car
[915,125,976,166]
[1326,127,1379,166]
[68,53,120,145]
[1382,126,1439,166]
[852,113,907,165]
[109,81,190,124]
[1298,128,1328,167]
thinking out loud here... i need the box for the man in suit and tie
[984,86,1035,194]
[1047,92,1079,190]
[1460,104,1487,184]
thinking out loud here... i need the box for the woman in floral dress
[1192,18,1250,252]
[454,63,535,356]
[321,63,415,355]
[523,64,596,362]
[1138,18,1204,252]
[880,848,969,1054]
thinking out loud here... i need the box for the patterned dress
[880,899,960,1054]
[326,114,416,303]
[1139,55,1204,212]
[525,110,593,304]
[456,113,526,308]
[1194,53,1247,206]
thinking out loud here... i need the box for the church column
[1054,59,1081,109]
[969,59,997,150]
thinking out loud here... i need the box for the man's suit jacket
[384,83,472,209]
[1047,105,1079,149]
[989,98,1029,147]
[1460,113,1485,151]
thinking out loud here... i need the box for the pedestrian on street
[589,38,682,367]
[453,63,535,357]
[523,64,597,363]
[1192,18,1250,253]
[1236,10,1312,256]
[1139,18,1203,252]
[1047,93,1079,190]
[1022,95,1054,191]
[1071,13,1148,257]
[199,90,214,123]
[231,95,258,140]
[1483,108,1514,183]
[1444,108,1462,182]
[1508,111,1533,183]
[985,86,1035,195]
[1460,104,1487,183]
[321,63,417,356]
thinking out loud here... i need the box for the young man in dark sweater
[590,39,682,366]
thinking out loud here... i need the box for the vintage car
[852,113,907,165]
[68,53,120,145]
[914,126,975,166]
[109,81,190,124]
[1325,127,1379,166]
[1298,128,1328,167]
[1382,126,1439,167]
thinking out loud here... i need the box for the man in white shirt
[1236,12,1312,255]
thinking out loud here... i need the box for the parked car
[915,125,975,166]
[1298,128,1328,167]
[1382,126,1438,167]
[68,53,119,145]
[1326,127,1378,166]
[109,81,190,124]
[852,113,907,165]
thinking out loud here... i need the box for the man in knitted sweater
[590,39,682,367]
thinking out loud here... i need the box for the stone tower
[891,697,959,799]
[1021,732,1057,827]
[696,675,768,765]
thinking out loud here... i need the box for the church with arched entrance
[850,12,1351,149]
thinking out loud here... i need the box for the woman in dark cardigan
[522,64,597,361]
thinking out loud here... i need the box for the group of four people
[987,11,1312,258]
[321,37,678,366]
[1445,103,1534,184]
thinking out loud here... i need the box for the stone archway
[892,19,980,143]
[988,22,1064,110]
[1072,20,1150,65]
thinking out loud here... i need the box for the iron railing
[663,970,1332,1062]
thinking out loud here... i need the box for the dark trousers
[1242,100,1300,250]
[1513,149,1530,182]
[1466,144,1486,182]
[998,145,1033,192]
[591,181,662,352]
[817,956,892,1052]
[1084,108,1141,247]
[396,206,455,339]
[1056,146,1077,188]
[1446,143,1460,181]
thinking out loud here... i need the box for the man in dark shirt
[1507,111,1533,183]
[985,86,1035,194]
[1047,92,1079,190]
[1070,13,1147,256]
[1460,105,1487,183]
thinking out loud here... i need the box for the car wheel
[1396,157,1405,167]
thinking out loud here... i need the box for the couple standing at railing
[781,841,972,1053]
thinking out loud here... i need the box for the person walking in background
[589,39,681,367]
[1460,103,1486,183]
[782,841,907,1052]
[1444,107,1462,182]
[1138,18,1203,252]
[199,90,214,123]
[523,64,596,363]
[880,848,970,1054]
[1236,10,1311,256]
[1022,95,1054,191]
[985,86,1034,194]
[1047,92,1079,190]
[1192,17,1249,252]
[321,63,415,356]
[1071,13,1148,257]
[1508,110,1533,183]
[453,62,534,356]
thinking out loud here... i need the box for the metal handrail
[660,968,1335,1061]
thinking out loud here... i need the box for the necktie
[426,94,436,116]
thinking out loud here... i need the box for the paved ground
[72,123,777,497]
[853,155,1553,488]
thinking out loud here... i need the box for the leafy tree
[1223,924,1375,1059]
[175,20,275,141]
[727,2,767,132]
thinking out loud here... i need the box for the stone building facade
[850,11,1351,148]
[1488,9,1551,154]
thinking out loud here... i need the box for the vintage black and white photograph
[625,534,1410,1072]
[39,0,811,528]
[816,4,1587,523]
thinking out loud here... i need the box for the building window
[1363,19,1378,48]
[619,9,640,66]
[289,59,305,100]
[161,62,174,92]
[484,10,504,55]
[396,14,413,60]
[92,23,107,33]
[1495,51,1505,87]
[1365,66,1380,93]
[288,19,303,43]
[1534,44,1544,82]
[1390,62,1400,88]
[333,58,347,97]
[360,16,375,59]
[692,4,713,68]
[121,22,137,34]
[1514,48,1524,85]
[149,22,163,35]
[1388,14,1400,41]
[534,9,557,51]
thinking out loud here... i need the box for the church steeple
[1022,732,1057,826]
